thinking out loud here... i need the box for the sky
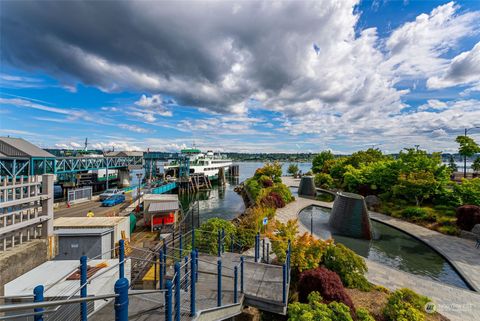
[0,0,479,154]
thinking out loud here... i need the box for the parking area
[54,199,133,218]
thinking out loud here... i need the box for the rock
[472,224,480,236]
[365,195,381,211]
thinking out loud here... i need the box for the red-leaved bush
[260,191,286,208]
[298,267,356,316]
[456,205,480,231]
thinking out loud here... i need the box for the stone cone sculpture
[328,192,373,240]
[298,176,316,197]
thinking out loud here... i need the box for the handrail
[0,294,118,312]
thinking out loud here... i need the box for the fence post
[163,241,167,259]
[234,266,238,304]
[174,262,181,321]
[282,263,287,305]
[154,254,158,287]
[163,248,167,286]
[221,228,225,253]
[262,238,265,262]
[266,242,270,264]
[230,237,234,253]
[195,249,199,282]
[191,228,195,249]
[119,239,125,279]
[217,230,221,257]
[184,255,189,291]
[165,280,173,321]
[240,256,244,293]
[159,249,164,290]
[179,233,183,259]
[33,285,44,321]
[217,259,222,307]
[114,277,129,321]
[254,233,259,262]
[190,251,196,317]
[80,255,88,321]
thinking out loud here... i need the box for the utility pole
[464,128,468,179]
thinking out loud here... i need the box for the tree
[448,155,458,172]
[472,157,480,173]
[456,135,480,178]
[288,163,299,177]
[393,171,438,206]
[345,148,386,168]
[312,151,334,173]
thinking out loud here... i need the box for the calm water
[179,161,311,224]
[298,205,470,289]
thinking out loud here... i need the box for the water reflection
[298,205,469,289]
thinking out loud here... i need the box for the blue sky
[1,0,479,153]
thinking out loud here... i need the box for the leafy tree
[345,148,386,168]
[456,135,480,158]
[472,157,480,172]
[288,163,300,176]
[312,151,334,173]
[456,135,480,177]
[393,171,438,206]
[448,155,458,172]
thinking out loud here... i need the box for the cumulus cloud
[427,42,480,89]
[1,1,480,152]
[91,141,142,151]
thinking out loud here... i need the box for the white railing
[0,174,54,251]
[67,186,92,204]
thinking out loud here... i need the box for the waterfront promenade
[278,176,480,321]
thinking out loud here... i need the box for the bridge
[0,228,291,321]
[0,137,188,179]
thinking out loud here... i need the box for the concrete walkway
[277,176,480,321]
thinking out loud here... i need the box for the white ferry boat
[164,148,232,179]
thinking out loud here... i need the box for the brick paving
[276,176,480,321]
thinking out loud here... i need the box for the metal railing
[0,229,291,321]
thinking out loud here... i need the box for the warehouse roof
[143,194,178,201]
[54,216,128,228]
[0,137,55,158]
[148,201,179,212]
[55,228,114,236]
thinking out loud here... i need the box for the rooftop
[0,137,55,158]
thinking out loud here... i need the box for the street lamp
[136,172,143,211]
[463,127,480,178]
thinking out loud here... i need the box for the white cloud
[118,123,151,133]
[427,42,480,89]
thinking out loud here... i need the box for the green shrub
[453,178,480,206]
[383,288,429,321]
[437,225,460,235]
[327,301,354,321]
[401,207,428,220]
[288,291,353,321]
[322,244,371,291]
[356,308,375,321]
[196,218,236,255]
[245,178,261,201]
[235,227,256,250]
[271,183,295,203]
[314,173,334,189]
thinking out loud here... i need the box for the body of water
[179,161,311,224]
[298,205,470,289]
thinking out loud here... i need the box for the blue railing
[1,232,290,321]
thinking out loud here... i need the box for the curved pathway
[278,177,480,321]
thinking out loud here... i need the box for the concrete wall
[0,240,49,298]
